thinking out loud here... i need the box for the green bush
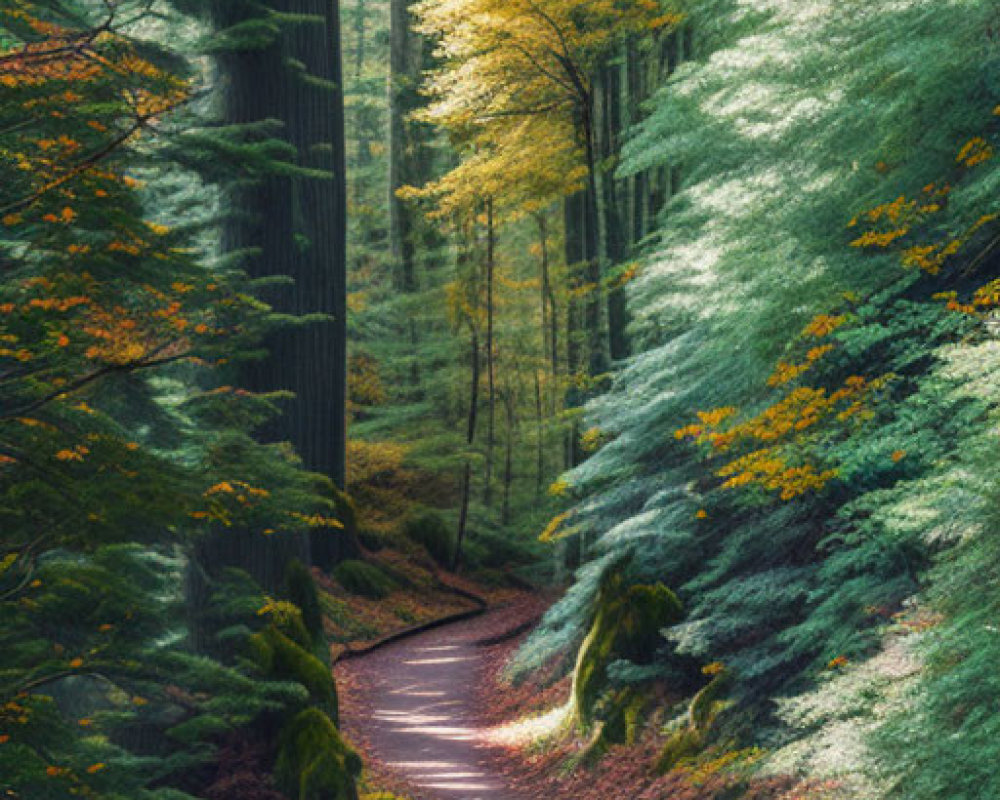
[275,708,361,800]
[332,560,397,600]
[285,559,325,652]
[401,510,454,567]
[249,625,339,721]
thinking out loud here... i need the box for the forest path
[336,600,542,800]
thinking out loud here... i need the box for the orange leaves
[957,136,994,168]
[676,371,886,501]
[55,445,89,462]
[539,511,573,542]
[767,344,833,388]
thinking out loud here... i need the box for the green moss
[401,510,453,567]
[690,669,730,733]
[572,575,683,731]
[249,625,338,721]
[332,559,397,600]
[275,708,361,800]
[285,559,325,653]
[656,726,703,774]
[654,667,731,774]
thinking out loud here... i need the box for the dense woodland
[4,1,1000,799]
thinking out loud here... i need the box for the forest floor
[336,594,548,800]
[336,592,831,800]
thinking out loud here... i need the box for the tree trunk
[484,199,496,506]
[534,369,544,497]
[539,212,559,382]
[211,0,350,564]
[453,324,479,571]
[599,60,630,361]
[389,0,419,294]
[501,388,515,526]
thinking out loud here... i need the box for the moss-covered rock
[572,575,683,731]
[249,625,338,722]
[401,510,453,567]
[332,559,397,600]
[275,708,361,800]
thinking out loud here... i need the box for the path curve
[336,603,538,800]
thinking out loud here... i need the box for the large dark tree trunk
[209,0,353,577]
[215,0,347,491]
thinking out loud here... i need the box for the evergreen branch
[0,95,190,219]
[0,8,115,66]
[0,346,192,422]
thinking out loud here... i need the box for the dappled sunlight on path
[337,606,539,800]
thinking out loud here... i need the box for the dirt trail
[336,602,541,800]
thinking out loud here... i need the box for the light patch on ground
[763,630,923,796]
[483,700,573,747]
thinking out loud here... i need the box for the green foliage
[0,4,357,799]
[285,559,325,652]
[248,625,338,721]
[512,0,1000,795]
[332,559,398,600]
[401,510,454,567]
[274,708,361,800]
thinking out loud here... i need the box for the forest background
[5,1,1000,800]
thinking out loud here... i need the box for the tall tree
[211,0,349,491]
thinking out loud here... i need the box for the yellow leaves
[802,314,846,339]
[257,596,302,625]
[580,427,605,452]
[55,445,89,462]
[957,136,993,168]
[612,262,641,288]
[767,345,833,388]
[346,439,409,485]
[347,292,368,313]
[676,370,885,502]
[204,480,270,501]
[86,763,105,774]
[548,478,571,497]
[539,511,574,542]
[716,448,838,501]
[648,12,684,30]
[695,509,708,520]
[289,512,344,529]
[674,406,736,444]
[3,213,22,226]
[850,228,909,249]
